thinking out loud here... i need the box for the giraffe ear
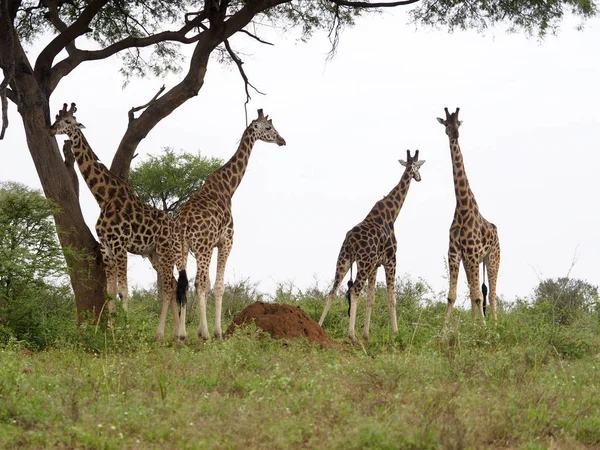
[398,159,407,167]
[77,123,86,129]
[415,160,426,167]
[436,117,445,125]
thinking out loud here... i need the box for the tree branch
[0,0,16,139]
[44,0,79,56]
[128,85,166,123]
[239,29,274,46]
[223,39,265,125]
[34,0,110,93]
[49,22,204,92]
[328,0,421,6]
[110,0,289,180]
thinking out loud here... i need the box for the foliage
[0,283,76,350]
[1,276,600,448]
[14,1,360,81]
[0,182,74,349]
[532,277,599,325]
[411,0,597,37]
[128,148,223,216]
[0,182,66,287]
[13,0,597,83]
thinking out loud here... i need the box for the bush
[0,282,76,350]
[533,277,599,325]
[0,182,75,350]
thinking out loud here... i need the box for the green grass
[1,280,600,449]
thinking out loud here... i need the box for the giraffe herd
[49,103,500,343]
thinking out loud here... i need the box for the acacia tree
[0,0,596,321]
[129,148,223,216]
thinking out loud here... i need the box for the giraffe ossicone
[319,150,425,343]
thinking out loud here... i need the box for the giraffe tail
[481,262,488,317]
[176,270,189,312]
[346,279,353,317]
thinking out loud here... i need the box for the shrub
[533,277,599,325]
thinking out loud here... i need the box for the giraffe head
[436,107,462,140]
[399,150,425,182]
[248,109,286,146]
[49,103,85,136]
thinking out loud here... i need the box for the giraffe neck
[369,170,412,223]
[450,138,478,213]
[206,126,257,198]
[67,127,120,207]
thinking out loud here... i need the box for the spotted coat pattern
[175,109,286,341]
[49,103,180,339]
[319,150,425,342]
[437,107,501,325]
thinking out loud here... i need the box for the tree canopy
[0,181,68,333]
[129,148,223,216]
[0,0,596,319]
[0,181,66,289]
[533,277,599,324]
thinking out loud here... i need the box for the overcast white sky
[2,9,599,307]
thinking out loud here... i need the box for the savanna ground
[1,277,600,450]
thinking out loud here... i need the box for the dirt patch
[226,302,334,348]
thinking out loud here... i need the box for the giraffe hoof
[198,332,211,341]
[156,332,164,341]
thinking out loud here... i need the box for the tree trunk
[13,40,107,323]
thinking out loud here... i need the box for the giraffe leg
[464,261,485,323]
[485,245,500,324]
[384,262,398,335]
[155,268,168,340]
[445,247,461,326]
[105,264,117,314]
[168,276,180,338]
[150,254,167,340]
[154,253,179,341]
[115,251,129,312]
[319,256,351,327]
[195,253,212,341]
[157,275,179,341]
[362,271,377,341]
[214,236,233,340]
[348,266,369,343]
[98,242,116,314]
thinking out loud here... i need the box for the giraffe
[319,150,425,342]
[436,107,500,325]
[175,109,286,341]
[49,103,181,340]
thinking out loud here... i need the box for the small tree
[533,277,599,325]
[0,182,66,298]
[129,148,223,216]
[0,182,74,347]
